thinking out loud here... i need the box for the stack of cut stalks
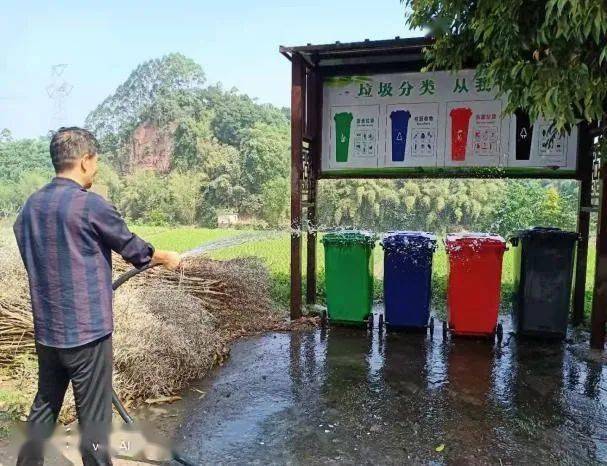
[0,303,35,365]
[0,244,35,365]
[114,254,276,338]
[0,243,280,401]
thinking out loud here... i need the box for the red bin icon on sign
[449,107,473,161]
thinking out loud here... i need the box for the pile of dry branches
[0,244,35,364]
[117,255,277,338]
[0,241,281,401]
[112,285,229,400]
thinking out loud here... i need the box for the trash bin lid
[513,227,579,241]
[321,229,377,247]
[381,231,437,250]
[445,232,506,252]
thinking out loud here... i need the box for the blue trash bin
[381,231,437,329]
[390,110,411,162]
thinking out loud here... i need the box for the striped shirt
[13,177,154,348]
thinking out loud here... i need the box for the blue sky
[0,0,417,138]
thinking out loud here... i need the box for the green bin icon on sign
[334,112,353,162]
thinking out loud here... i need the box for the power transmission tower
[46,64,73,132]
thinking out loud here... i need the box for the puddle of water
[167,314,607,465]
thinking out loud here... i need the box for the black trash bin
[509,227,579,338]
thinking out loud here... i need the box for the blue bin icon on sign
[390,110,411,162]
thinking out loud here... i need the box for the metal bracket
[591,145,602,209]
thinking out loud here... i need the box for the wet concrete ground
[170,314,607,465]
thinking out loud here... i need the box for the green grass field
[131,226,246,251]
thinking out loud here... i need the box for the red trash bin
[445,233,507,337]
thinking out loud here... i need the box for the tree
[0,137,52,182]
[490,181,548,235]
[260,178,289,226]
[538,184,577,229]
[239,123,290,194]
[404,0,607,131]
[317,178,506,233]
[195,138,246,221]
[0,171,50,216]
[168,171,207,225]
[172,114,213,171]
[16,171,49,201]
[117,170,174,225]
[204,84,289,147]
[198,139,241,181]
[95,160,123,203]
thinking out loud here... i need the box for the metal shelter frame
[280,37,607,349]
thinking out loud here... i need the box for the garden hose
[111,262,197,466]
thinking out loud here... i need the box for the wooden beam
[306,178,317,306]
[290,53,305,320]
[318,169,580,180]
[572,122,593,325]
[280,36,433,57]
[306,68,321,305]
[591,163,607,349]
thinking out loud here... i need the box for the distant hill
[84,53,288,174]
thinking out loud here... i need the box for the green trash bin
[509,227,579,338]
[322,230,376,325]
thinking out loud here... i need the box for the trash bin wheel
[496,322,503,343]
[378,313,384,329]
[442,320,448,338]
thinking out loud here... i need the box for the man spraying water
[12,127,181,466]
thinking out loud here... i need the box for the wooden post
[290,53,305,320]
[572,123,592,325]
[306,68,321,305]
[591,163,607,349]
[306,178,317,305]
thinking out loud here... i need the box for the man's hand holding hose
[152,250,182,271]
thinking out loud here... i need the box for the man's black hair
[49,127,99,173]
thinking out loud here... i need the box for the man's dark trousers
[17,335,113,466]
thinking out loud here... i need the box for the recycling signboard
[321,70,578,175]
